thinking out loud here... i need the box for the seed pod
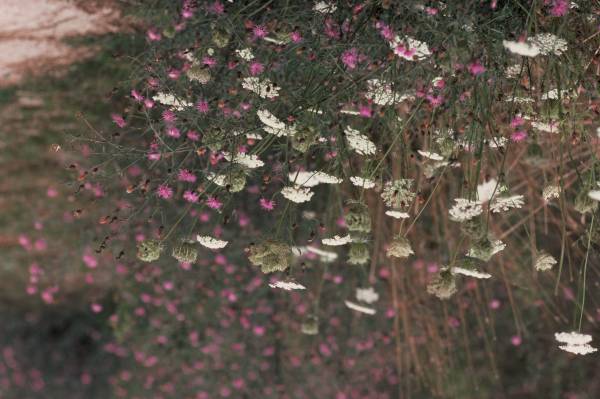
[348,242,369,265]
[137,239,164,262]
[172,239,198,263]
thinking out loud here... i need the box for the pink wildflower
[290,31,302,43]
[549,0,568,16]
[187,130,200,141]
[358,104,372,118]
[259,198,276,211]
[183,190,200,203]
[167,126,181,138]
[196,100,209,113]
[511,130,528,142]
[157,184,173,199]
[467,61,486,76]
[178,169,197,183]
[162,110,176,123]
[510,116,525,128]
[147,29,161,41]
[206,196,222,209]
[341,48,359,69]
[252,25,268,39]
[248,61,264,76]
[111,113,126,128]
[202,56,217,67]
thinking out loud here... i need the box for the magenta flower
[111,113,126,128]
[196,100,209,113]
[252,25,268,39]
[467,61,486,76]
[341,48,359,69]
[549,0,568,16]
[511,130,528,142]
[178,169,197,183]
[162,109,176,123]
[290,31,302,43]
[206,196,222,209]
[358,104,372,118]
[183,190,200,203]
[157,184,173,199]
[167,126,181,138]
[131,89,144,101]
[259,198,276,211]
[248,61,264,76]
[187,130,200,141]
[202,56,217,67]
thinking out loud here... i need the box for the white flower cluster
[196,235,228,249]
[555,331,597,355]
[503,34,567,58]
[543,185,560,202]
[269,280,306,290]
[235,47,254,61]
[530,33,568,56]
[385,210,410,219]
[322,234,352,246]
[152,92,192,110]
[349,176,376,189]
[257,109,296,137]
[449,198,483,222]
[242,77,281,98]
[541,89,574,101]
[356,287,379,304]
[344,126,376,156]
[289,171,342,187]
[365,79,413,106]
[418,150,444,161]
[534,252,557,271]
[222,152,264,169]
[467,239,506,260]
[313,1,336,13]
[490,195,525,213]
[281,185,314,203]
[389,35,431,61]
[451,266,492,279]
[344,300,376,315]
[531,120,558,133]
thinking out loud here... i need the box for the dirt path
[0,0,119,86]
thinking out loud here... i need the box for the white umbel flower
[490,195,525,213]
[322,235,352,246]
[289,171,342,187]
[543,185,560,202]
[223,152,264,169]
[502,40,540,57]
[281,185,314,203]
[418,150,444,161]
[530,33,568,56]
[235,48,254,61]
[313,1,336,13]
[152,92,192,110]
[356,287,379,304]
[559,344,598,355]
[449,198,483,222]
[350,176,376,189]
[345,300,376,315]
[555,331,597,355]
[555,331,593,345]
[541,89,574,100]
[451,266,492,279]
[534,252,557,271]
[385,210,410,219]
[389,35,431,61]
[531,120,559,133]
[345,126,376,156]
[365,79,414,106]
[196,235,228,249]
[242,77,280,98]
[257,109,296,137]
[269,280,306,290]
